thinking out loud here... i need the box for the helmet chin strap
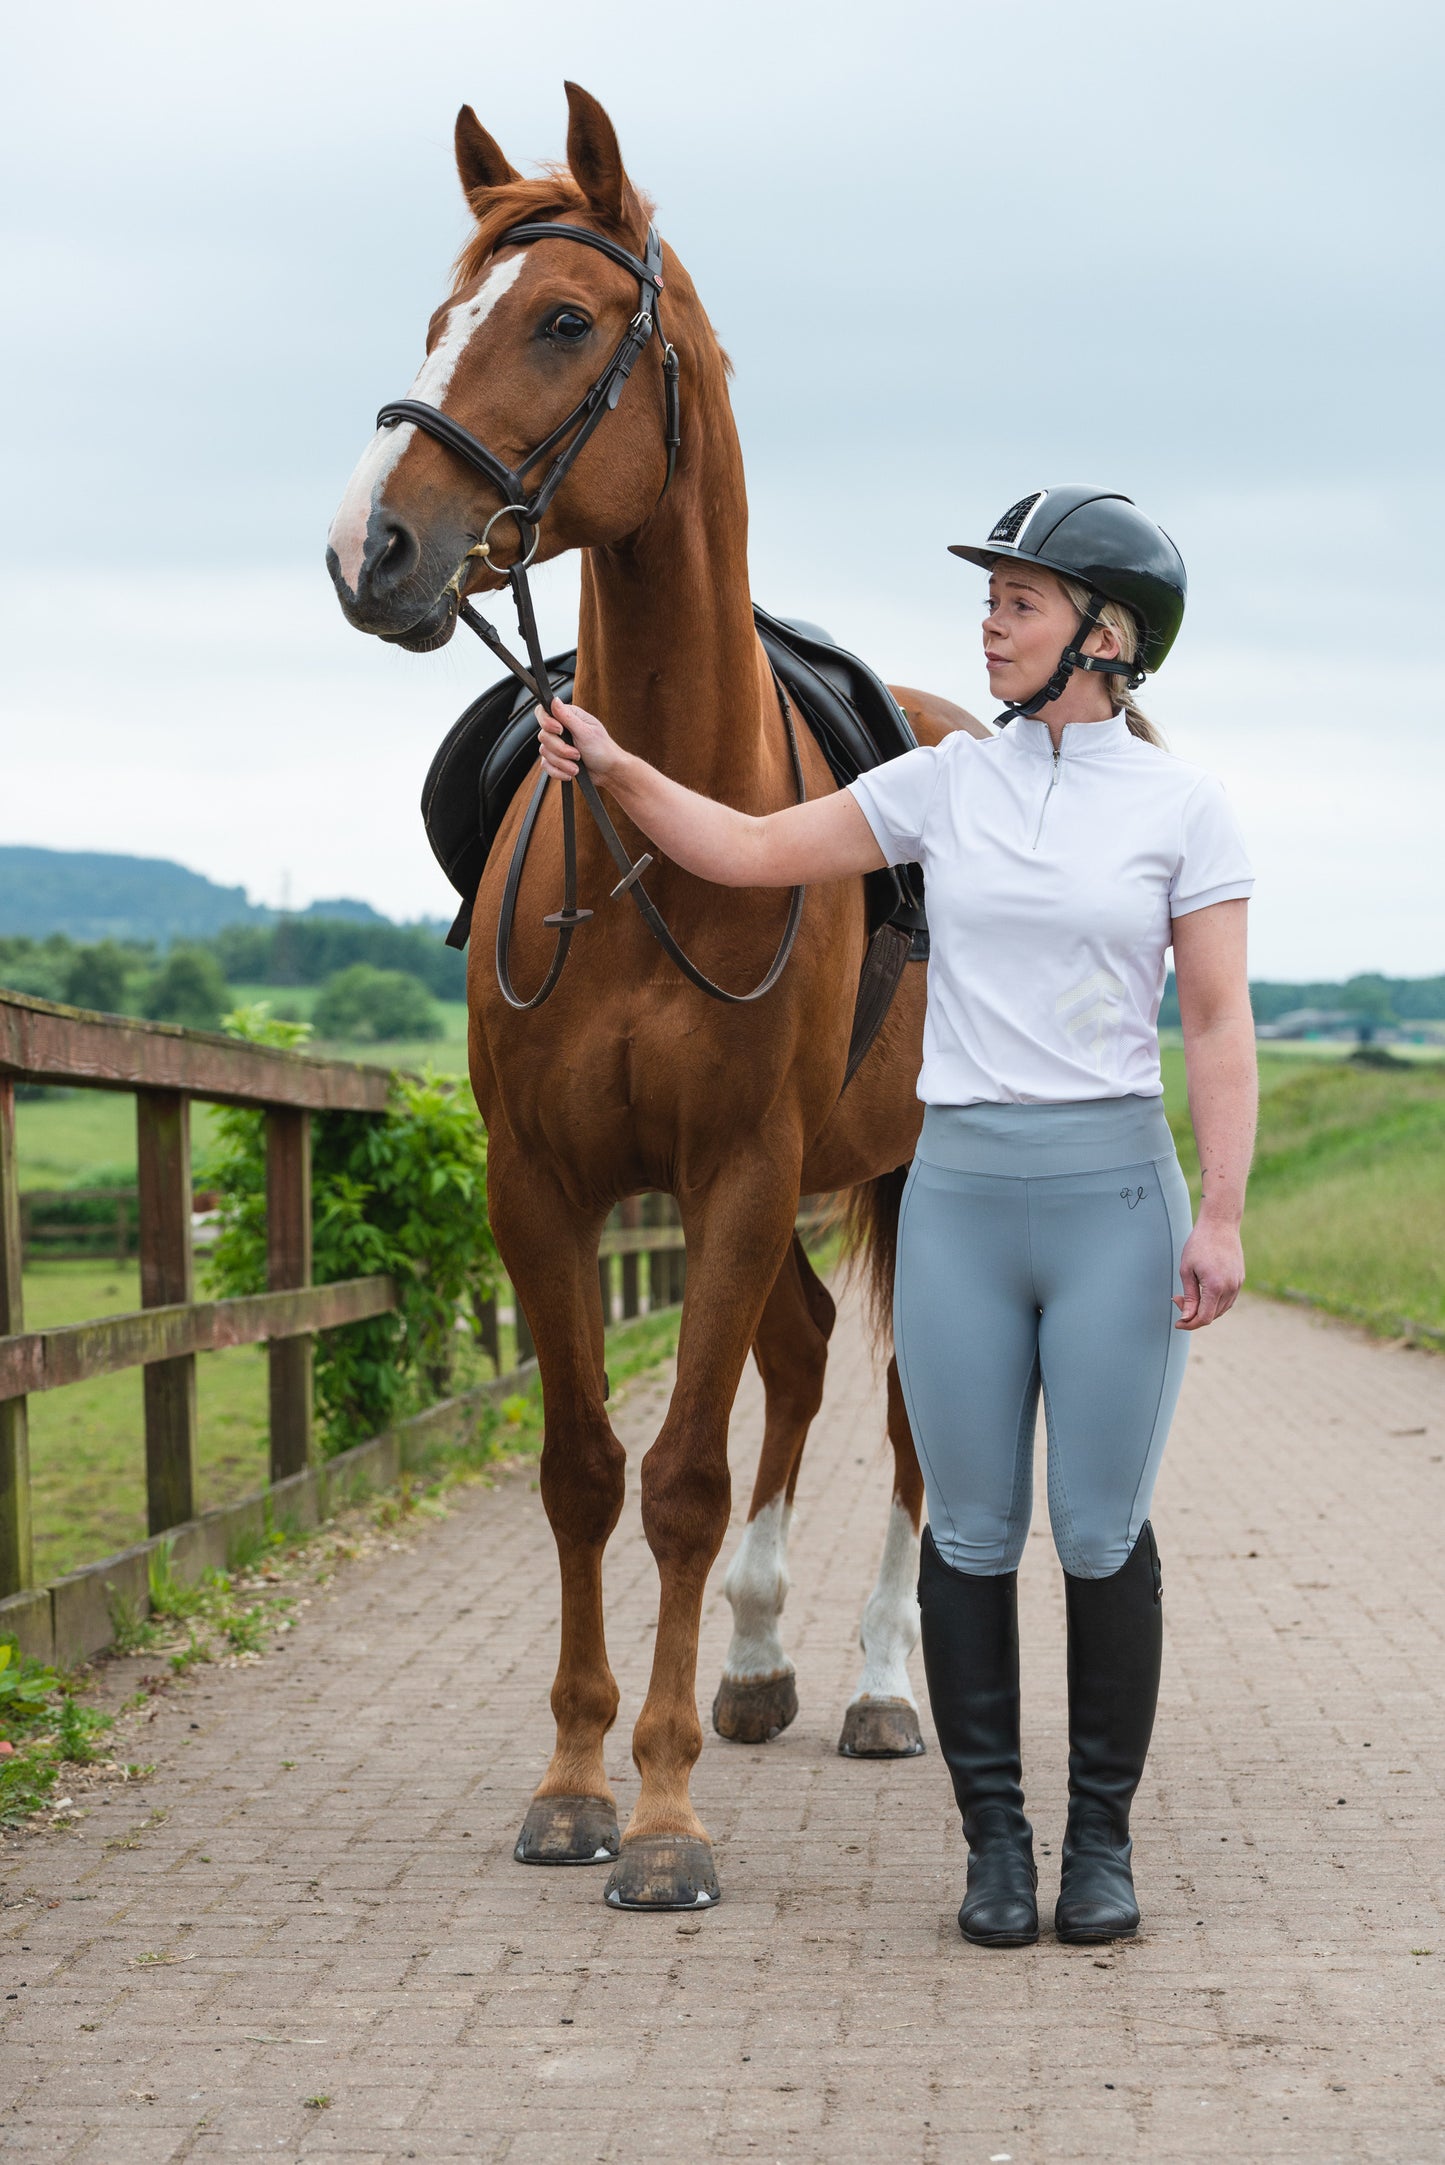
[994,592,1145,727]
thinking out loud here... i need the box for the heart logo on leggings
[1120,1185,1146,1210]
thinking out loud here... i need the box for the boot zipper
[1032,744,1061,850]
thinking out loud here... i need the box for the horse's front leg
[605,1160,799,1911]
[488,1154,626,1867]
[712,1233,836,1745]
[837,1353,928,1758]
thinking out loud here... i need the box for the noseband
[376,218,805,1011]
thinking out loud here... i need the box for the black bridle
[375,218,805,1011]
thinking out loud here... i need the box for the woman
[536,485,1257,1949]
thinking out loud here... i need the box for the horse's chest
[482,990,785,1158]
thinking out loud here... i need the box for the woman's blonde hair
[1058,574,1165,747]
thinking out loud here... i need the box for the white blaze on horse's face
[327,252,530,597]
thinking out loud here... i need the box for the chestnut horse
[327,84,986,1909]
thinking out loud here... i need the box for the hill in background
[0,846,389,947]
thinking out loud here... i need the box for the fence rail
[19,1188,142,1265]
[0,1276,396,1400]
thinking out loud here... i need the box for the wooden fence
[18,1186,144,1265]
[0,991,398,1606]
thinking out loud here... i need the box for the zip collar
[1007,710,1133,761]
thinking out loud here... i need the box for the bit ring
[474,504,540,571]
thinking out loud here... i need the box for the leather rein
[376,217,806,1012]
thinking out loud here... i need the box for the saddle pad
[420,608,928,952]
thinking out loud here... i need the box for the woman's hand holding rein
[537,697,624,784]
[536,697,887,889]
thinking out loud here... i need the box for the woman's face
[982,562,1118,704]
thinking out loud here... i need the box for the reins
[376,217,806,1011]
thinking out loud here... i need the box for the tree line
[0,919,466,1042]
[1157,972,1445,1032]
[3,928,1442,1042]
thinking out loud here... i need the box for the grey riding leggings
[894,1097,1193,1581]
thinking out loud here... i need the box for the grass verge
[23,1261,272,1582]
[1162,1046,1445,1344]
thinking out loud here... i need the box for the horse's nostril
[364,517,420,597]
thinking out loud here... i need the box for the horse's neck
[576,444,781,809]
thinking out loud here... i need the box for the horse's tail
[841,1162,910,1346]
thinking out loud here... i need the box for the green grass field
[227,985,471,1077]
[21,1260,271,1581]
[1161,1046,1445,1341]
[15,1092,226,1193]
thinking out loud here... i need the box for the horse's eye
[546,310,591,341]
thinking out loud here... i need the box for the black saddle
[421,607,928,955]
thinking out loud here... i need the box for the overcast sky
[2,0,1441,976]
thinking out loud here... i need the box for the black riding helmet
[949,486,1187,723]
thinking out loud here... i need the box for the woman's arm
[536,698,886,887]
[1171,898,1258,1330]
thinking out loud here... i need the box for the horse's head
[326,84,680,650]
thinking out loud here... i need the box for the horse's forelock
[451,166,656,298]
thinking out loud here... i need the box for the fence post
[619,1196,640,1320]
[598,1249,613,1326]
[513,1289,535,1365]
[0,1078,33,1596]
[136,1089,199,1537]
[665,1196,687,1308]
[473,1289,500,1373]
[643,1193,684,1312]
[266,1107,313,1482]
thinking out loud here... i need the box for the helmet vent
[988,491,1046,545]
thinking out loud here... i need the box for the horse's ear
[563,82,643,235]
[455,106,519,201]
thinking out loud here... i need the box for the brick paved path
[3,1291,1444,2163]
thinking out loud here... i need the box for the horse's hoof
[514,1793,620,1865]
[711,1669,799,1743]
[837,1696,926,1759]
[604,1835,721,1910]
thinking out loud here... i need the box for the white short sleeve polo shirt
[847,711,1254,1105]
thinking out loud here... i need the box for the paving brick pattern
[2,1291,1443,2163]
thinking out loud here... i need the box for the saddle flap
[420,651,577,948]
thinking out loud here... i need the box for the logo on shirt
[1055,968,1126,1070]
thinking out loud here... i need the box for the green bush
[0,935,74,1002]
[65,940,132,1014]
[313,964,441,1043]
[143,947,229,1030]
[206,1006,497,1454]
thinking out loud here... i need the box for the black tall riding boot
[918,1527,1038,1948]
[1055,1521,1163,1944]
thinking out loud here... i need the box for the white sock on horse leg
[720,1495,795,1683]
[849,1496,922,1707]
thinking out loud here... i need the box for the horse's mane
[452,167,655,295]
